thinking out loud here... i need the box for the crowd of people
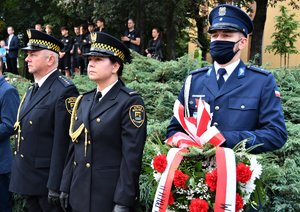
[0,4,288,212]
[0,18,165,79]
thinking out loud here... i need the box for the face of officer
[210,30,248,66]
[74,27,80,36]
[25,50,58,80]
[127,19,135,30]
[87,56,120,89]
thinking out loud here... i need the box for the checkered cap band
[28,39,61,53]
[91,43,125,61]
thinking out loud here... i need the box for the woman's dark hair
[109,56,123,76]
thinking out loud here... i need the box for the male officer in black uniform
[59,32,147,212]
[59,26,74,77]
[167,4,287,154]
[9,29,79,211]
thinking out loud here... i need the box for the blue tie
[217,68,226,89]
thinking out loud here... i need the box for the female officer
[60,32,147,212]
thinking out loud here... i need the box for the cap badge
[27,29,31,39]
[90,32,97,43]
[218,7,226,16]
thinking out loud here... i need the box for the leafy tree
[265,6,300,68]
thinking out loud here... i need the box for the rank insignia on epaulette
[65,97,77,114]
[129,105,145,128]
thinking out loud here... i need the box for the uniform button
[14,151,17,155]
[75,116,78,120]
[215,106,220,111]
[241,105,245,109]
[20,154,24,158]
[21,137,24,140]
[88,140,91,145]
[213,122,218,127]
[29,121,33,125]
[73,161,77,166]
[86,163,91,168]
[96,118,101,123]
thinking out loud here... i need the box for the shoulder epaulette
[247,65,270,75]
[58,75,74,87]
[121,87,139,96]
[189,67,210,75]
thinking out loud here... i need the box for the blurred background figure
[5,26,19,75]
[95,17,108,33]
[35,24,43,31]
[0,40,7,72]
[145,27,164,61]
[59,26,74,77]
[121,18,141,53]
[45,24,54,36]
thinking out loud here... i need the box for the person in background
[45,24,54,36]
[0,57,20,212]
[60,32,147,212]
[9,29,79,212]
[95,17,108,33]
[71,26,82,75]
[0,40,7,72]
[5,26,19,75]
[167,4,287,155]
[79,24,90,74]
[121,18,141,53]
[145,27,164,61]
[59,26,74,77]
[35,24,43,31]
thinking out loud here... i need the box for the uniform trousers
[0,173,12,212]
[25,195,64,212]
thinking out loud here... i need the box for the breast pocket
[228,97,258,110]
[227,97,259,129]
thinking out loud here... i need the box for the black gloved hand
[48,189,60,206]
[59,192,69,210]
[112,204,130,212]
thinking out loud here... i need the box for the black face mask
[209,40,240,64]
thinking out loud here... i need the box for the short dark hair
[96,17,106,25]
[109,56,123,76]
[60,26,68,31]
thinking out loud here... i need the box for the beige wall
[188,2,300,68]
[263,2,300,68]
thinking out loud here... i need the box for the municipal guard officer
[167,4,287,154]
[59,32,147,212]
[9,29,79,211]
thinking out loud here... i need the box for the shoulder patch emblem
[65,97,77,114]
[129,105,145,128]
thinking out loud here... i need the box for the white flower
[250,156,262,180]
[153,171,161,182]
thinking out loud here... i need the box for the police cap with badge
[84,32,131,63]
[22,29,64,54]
[208,4,253,37]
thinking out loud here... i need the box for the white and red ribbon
[214,147,236,212]
[152,99,232,212]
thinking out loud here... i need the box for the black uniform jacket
[9,70,79,195]
[60,80,147,212]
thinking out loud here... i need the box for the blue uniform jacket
[0,76,19,174]
[167,61,287,153]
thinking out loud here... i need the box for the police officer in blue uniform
[167,4,287,154]
[0,57,20,212]
[9,29,79,211]
[59,32,147,212]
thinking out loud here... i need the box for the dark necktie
[92,92,102,109]
[30,83,39,99]
[217,68,227,89]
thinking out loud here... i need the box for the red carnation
[236,163,252,183]
[205,169,218,192]
[173,170,189,188]
[235,193,244,212]
[152,154,167,173]
[189,198,209,212]
[168,192,175,205]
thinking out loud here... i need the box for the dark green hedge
[7,53,300,211]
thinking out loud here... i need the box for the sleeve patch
[65,97,77,114]
[129,105,145,128]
